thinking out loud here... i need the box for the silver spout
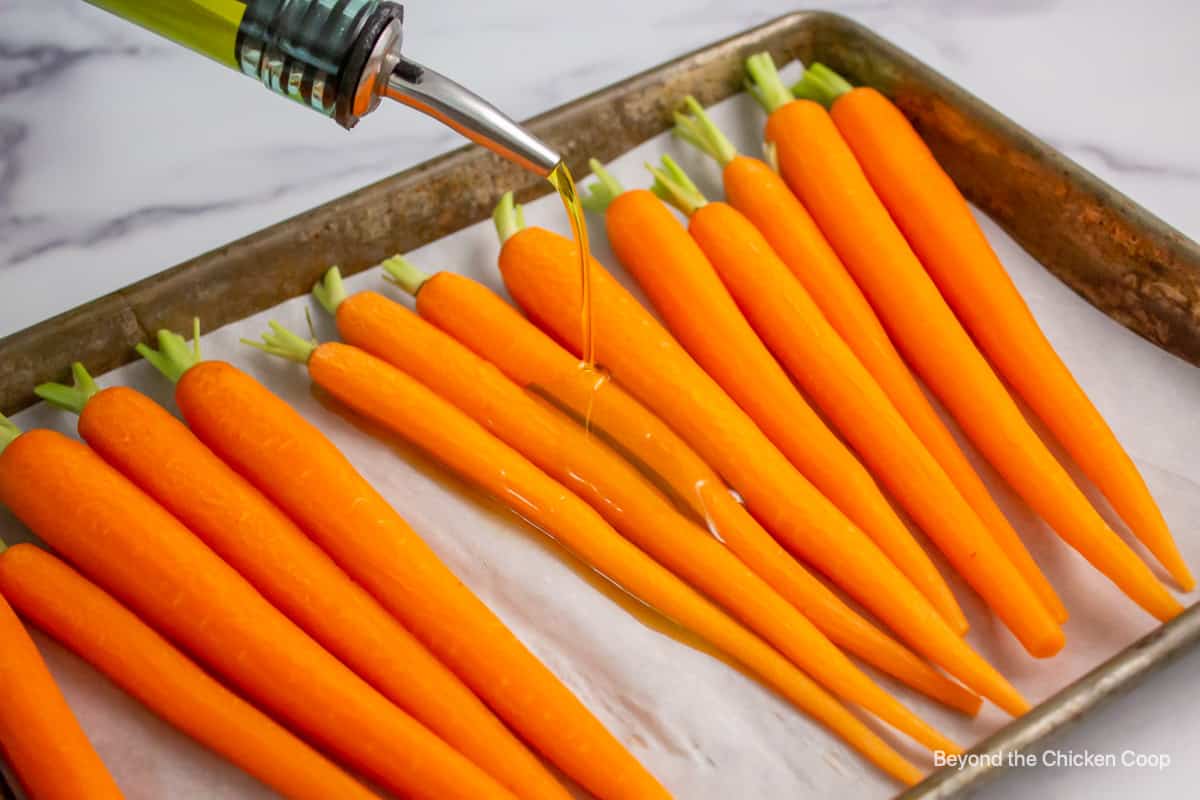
[384,56,561,177]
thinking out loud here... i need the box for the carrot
[795,62,1194,593]
[140,343,671,800]
[34,361,567,800]
[492,195,1028,716]
[748,53,1182,622]
[0,427,515,800]
[581,170,967,637]
[643,157,1063,658]
[385,259,981,715]
[244,324,931,783]
[0,491,123,800]
[674,95,1067,623]
[0,541,380,800]
[315,269,963,752]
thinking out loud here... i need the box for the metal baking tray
[1,10,1197,799]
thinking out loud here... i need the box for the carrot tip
[672,96,738,168]
[139,318,203,384]
[579,159,625,215]
[493,191,527,244]
[381,255,431,297]
[744,52,794,114]
[646,155,707,217]
[790,62,853,107]
[313,266,348,316]
[35,362,101,416]
[241,321,317,365]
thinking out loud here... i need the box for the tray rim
[1,10,1198,800]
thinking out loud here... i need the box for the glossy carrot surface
[394,266,979,715]
[176,359,670,800]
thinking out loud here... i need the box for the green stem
[790,62,853,108]
[137,318,203,384]
[241,321,317,364]
[381,255,431,297]
[646,154,707,217]
[312,265,348,315]
[579,158,626,214]
[0,413,20,455]
[493,191,528,245]
[672,96,738,167]
[744,52,795,114]
[35,362,101,415]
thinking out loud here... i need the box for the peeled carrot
[318,271,962,751]
[643,157,1063,658]
[797,63,1193,593]
[0,542,379,800]
[582,171,966,636]
[241,323,928,784]
[0,502,123,800]
[145,351,669,800]
[750,55,1182,623]
[34,363,567,800]
[492,196,1028,716]
[674,94,1067,623]
[383,261,981,715]
[0,427,515,800]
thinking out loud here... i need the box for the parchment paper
[3,87,1199,799]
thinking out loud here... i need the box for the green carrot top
[312,265,349,316]
[578,159,626,215]
[493,191,528,245]
[139,318,203,384]
[791,62,854,108]
[744,52,795,114]
[0,413,20,455]
[646,155,708,217]
[242,321,318,364]
[35,362,101,415]
[381,256,432,297]
[672,96,738,168]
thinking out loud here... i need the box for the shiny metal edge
[899,602,1200,799]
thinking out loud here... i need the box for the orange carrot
[581,170,966,636]
[318,271,963,751]
[643,157,1063,658]
[492,195,1028,716]
[749,54,1182,622]
[145,349,670,800]
[798,63,1193,593]
[674,94,1067,623]
[0,542,379,800]
[0,512,123,800]
[241,323,928,784]
[383,261,981,715]
[0,426,515,800]
[34,362,567,800]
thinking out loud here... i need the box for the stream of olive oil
[547,161,608,430]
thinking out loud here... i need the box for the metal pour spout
[384,56,561,177]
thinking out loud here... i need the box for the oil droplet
[694,479,727,545]
[578,361,611,435]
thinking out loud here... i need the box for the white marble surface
[1,1,1198,798]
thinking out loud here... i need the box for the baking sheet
[2,85,1198,799]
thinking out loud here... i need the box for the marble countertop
[2,1,1198,798]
